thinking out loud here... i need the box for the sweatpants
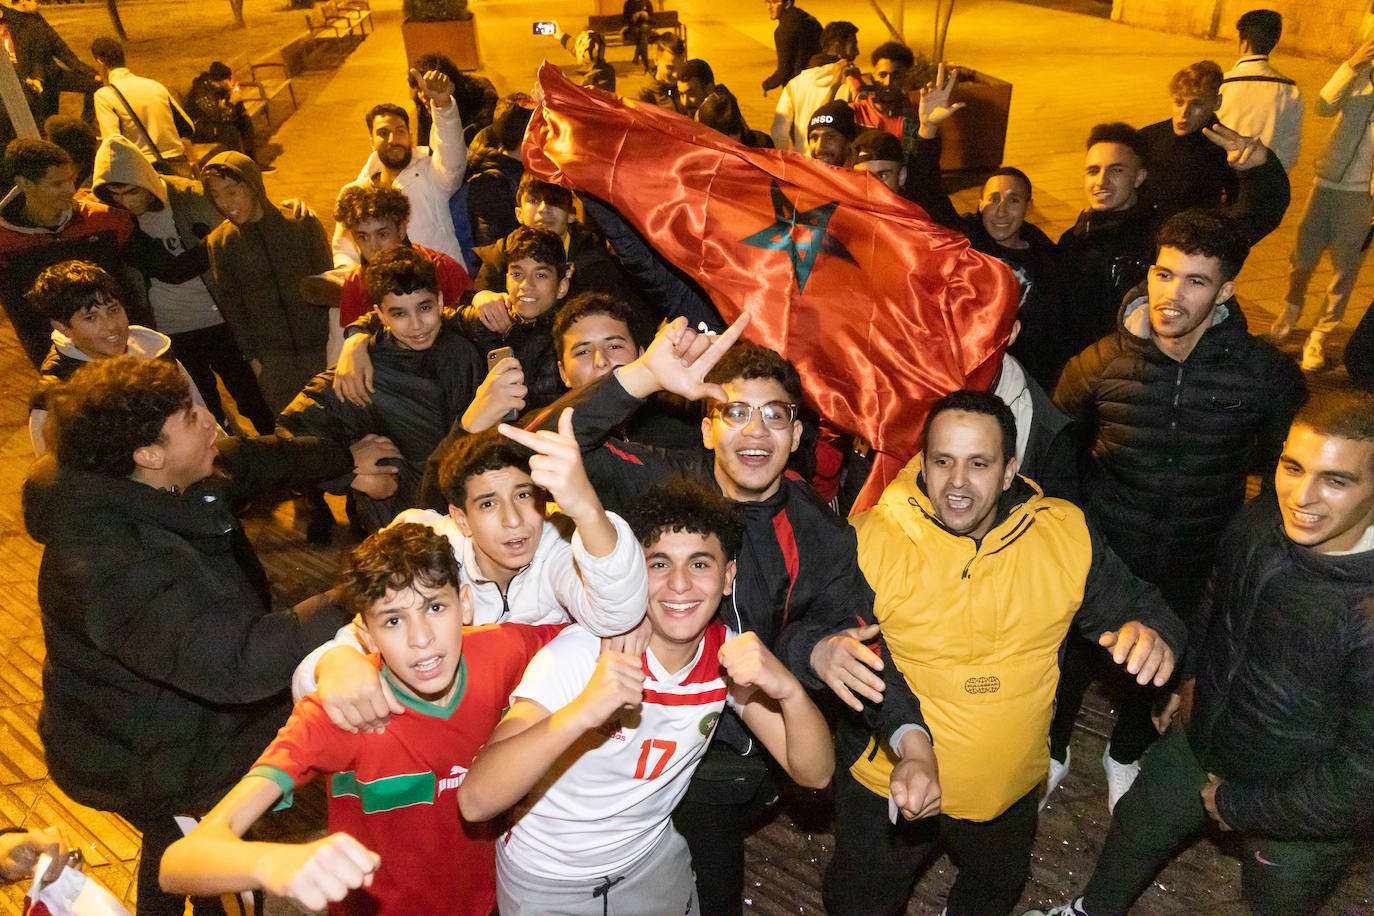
[1081,725,1354,915]
[1285,184,1374,337]
[823,769,1039,916]
[496,823,697,915]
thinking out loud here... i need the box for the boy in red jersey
[160,523,560,914]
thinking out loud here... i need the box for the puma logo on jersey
[438,764,469,793]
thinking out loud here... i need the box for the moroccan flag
[523,62,1020,509]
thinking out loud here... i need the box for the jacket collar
[1118,286,1241,358]
[880,454,1048,551]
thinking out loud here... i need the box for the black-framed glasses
[714,401,798,430]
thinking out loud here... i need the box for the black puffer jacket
[1053,152,1290,386]
[23,438,353,819]
[1190,492,1374,840]
[279,322,484,531]
[1054,290,1306,610]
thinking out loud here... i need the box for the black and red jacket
[525,371,928,753]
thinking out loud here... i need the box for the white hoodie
[29,325,208,455]
[771,62,855,151]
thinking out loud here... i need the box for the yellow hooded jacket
[849,456,1093,822]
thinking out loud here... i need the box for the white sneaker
[1022,898,1089,916]
[1040,748,1071,811]
[1101,745,1140,814]
[1301,332,1327,371]
[1267,303,1301,344]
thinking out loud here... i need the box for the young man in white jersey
[459,474,834,914]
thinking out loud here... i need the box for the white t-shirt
[498,622,738,881]
[139,205,223,335]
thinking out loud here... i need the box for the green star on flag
[741,181,854,292]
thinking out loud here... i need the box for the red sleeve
[253,695,361,788]
[338,269,370,327]
[434,251,472,304]
[77,201,135,245]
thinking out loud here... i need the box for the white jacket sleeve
[94,88,120,140]
[771,86,795,151]
[1319,62,1365,118]
[426,99,468,194]
[548,511,648,637]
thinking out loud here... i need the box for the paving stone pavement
[1,0,1371,912]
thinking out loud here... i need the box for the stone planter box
[402,16,480,71]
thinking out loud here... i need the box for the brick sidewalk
[0,0,1370,912]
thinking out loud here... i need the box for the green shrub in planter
[403,0,471,21]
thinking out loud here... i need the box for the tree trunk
[229,0,246,26]
[106,0,128,40]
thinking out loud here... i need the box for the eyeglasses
[714,401,798,430]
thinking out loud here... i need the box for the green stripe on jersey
[330,770,437,813]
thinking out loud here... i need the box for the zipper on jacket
[728,591,754,755]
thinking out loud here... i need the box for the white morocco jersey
[498,622,737,881]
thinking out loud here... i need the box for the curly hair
[704,341,804,404]
[437,428,534,508]
[870,41,914,70]
[341,522,462,618]
[551,293,642,358]
[27,260,124,324]
[48,356,191,477]
[334,184,411,231]
[5,138,72,182]
[1155,209,1250,282]
[363,245,437,306]
[625,475,743,559]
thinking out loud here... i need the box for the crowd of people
[2,1,1374,914]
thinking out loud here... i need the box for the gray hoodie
[92,135,226,334]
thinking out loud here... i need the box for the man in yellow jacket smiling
[823,389,1187,916]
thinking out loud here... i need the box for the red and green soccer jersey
[250,622,562,915]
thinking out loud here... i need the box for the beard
[378,143,413,171]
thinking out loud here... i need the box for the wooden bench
[304,7,361,45]
[329,0,373,35]
[318,0,368,36]
[586,10,686,51]
[229,49,299,133]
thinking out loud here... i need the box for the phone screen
[532,20,556,35]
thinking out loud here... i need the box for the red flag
[523,63,1019,509]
